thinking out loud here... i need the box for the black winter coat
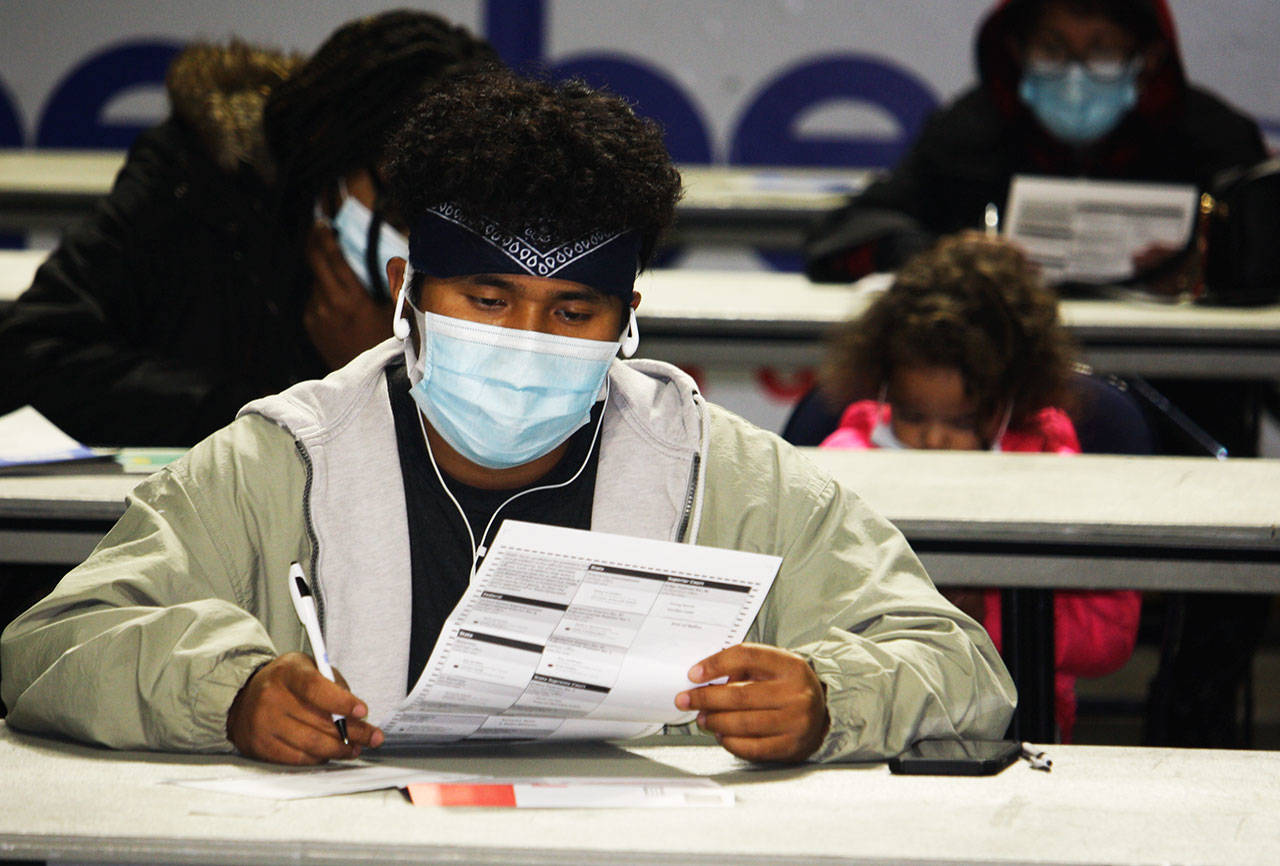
[0,118,324,446]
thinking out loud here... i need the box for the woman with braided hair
[0,10,497,447]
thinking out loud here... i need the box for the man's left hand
[676,642,829,763]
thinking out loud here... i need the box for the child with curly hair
[819,232,1141,741]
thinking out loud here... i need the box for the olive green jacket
[1,344,1015,760]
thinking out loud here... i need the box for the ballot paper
[171,761,478,800]
[407,776,733,808]
[0,405,102,471]
[1004,175,1199,285]
[380,520,781,745]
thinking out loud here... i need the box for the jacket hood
[975,0,1186,167]
[165,41,303,179]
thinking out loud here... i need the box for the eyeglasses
[1025,51,1142,82]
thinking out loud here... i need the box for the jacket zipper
[293,440,324,635]
[675,452,700,543]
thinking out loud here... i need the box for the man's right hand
[226,652,384,764]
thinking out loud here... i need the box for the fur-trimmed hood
[165,41,303,179]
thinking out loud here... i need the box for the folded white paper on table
[380,520,781,745]
[1004,175,1198,285]
[170,762,478,800]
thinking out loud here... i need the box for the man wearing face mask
[0,11,496,448]
[1,72,1015,766]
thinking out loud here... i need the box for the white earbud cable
[414,378,610,581]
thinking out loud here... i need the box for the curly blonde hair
[819,233,1076,429]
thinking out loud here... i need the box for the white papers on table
[1003,175,1198,284]
[170,761,477,800]
[0,405,96,469]
[407,776,733,808]
[379,520,781,746]
[169,764,732,807]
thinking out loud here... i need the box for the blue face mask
[1018,62,1139,146]
[325,183,410,297]
[404,307,624,469]
[871,392,1011,453]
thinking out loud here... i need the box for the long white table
[5,451,1278,591]
[0,150,869,243]
[6,255,1279,380]
[634,269,1280,379]
[1,722,1277,866]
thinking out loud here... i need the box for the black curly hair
[263,10,498,220]
[820,233,1076,430]
[384,70,683,275]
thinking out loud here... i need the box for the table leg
[1002,587,1056,742]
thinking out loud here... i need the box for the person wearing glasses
[805,0,1265,283]
[804,0,1270,749]
[817,232,1142,743]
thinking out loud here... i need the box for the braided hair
[262,10,498,227]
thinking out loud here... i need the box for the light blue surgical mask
[1018,61,1139,146]
[324,181,410,298]
[872,389,1011,452]
[404,306,623,469]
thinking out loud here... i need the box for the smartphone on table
[888,739,1021,776]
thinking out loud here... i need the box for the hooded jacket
[805,0,1268,278]
[0,44,323,447]
[0,349,1015,762]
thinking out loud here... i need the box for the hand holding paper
[678,643,829,763]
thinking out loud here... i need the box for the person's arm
[0,124,282,445]
[0,416,306,751]
[694,415,1016,762]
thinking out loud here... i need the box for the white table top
[8,255,1279,346]
[0,149,123,197]
[0,248,48,300]
[634,268,1280,343]
[1,722,1276,866]
[0,151,868,237]
[3,451,1277,547]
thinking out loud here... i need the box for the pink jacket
[821,400,1142,740]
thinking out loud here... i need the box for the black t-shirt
[386,362,602,690]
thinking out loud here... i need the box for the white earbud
[392,262,412,341]
[620,307,639,357]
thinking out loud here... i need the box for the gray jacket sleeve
[698,409,1016,761]
[0,416,307,752]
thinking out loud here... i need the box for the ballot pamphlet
[379,520,781,746]
[1004,175,1198,285]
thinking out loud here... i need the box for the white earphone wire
[414,377,611,582]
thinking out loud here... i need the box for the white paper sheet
[169,761,478,800]
[1004,175,1198,285]
[380,521,781,745]
[0,405,96,467]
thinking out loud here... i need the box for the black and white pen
[1020,742,1052,772]
[287,561,349,745]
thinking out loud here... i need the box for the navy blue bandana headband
[409,203,641,302]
